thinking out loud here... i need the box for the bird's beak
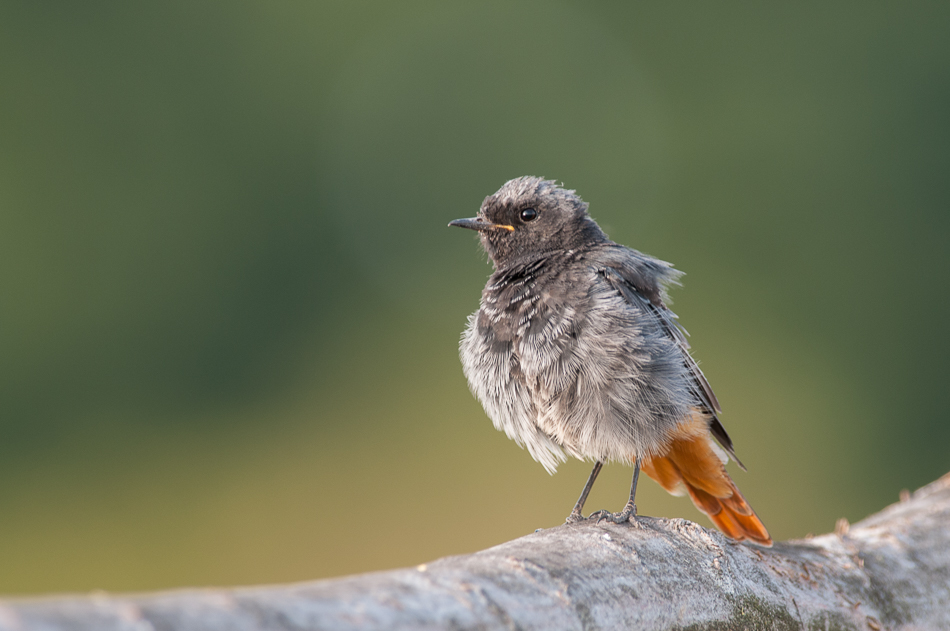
[448,217,514,232]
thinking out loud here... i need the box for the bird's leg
[614,456,642,522]
[594,457,642,524]
[565,461,603,523]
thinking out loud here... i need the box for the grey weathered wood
[2,473,948,630]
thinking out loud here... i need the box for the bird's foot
[590,502,637,524]
[564,510,586,524]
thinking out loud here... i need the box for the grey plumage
[454,176,735,474]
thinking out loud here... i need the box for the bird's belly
[523,339,691,464]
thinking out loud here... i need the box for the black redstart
[449,176,771,546]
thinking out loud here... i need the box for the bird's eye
[520,208,539,222]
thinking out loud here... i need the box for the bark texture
[2,473,948,631]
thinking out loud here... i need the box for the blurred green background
[1,2,948,595]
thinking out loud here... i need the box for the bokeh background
[2,2,948,595]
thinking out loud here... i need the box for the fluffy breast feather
[460,248,697,472]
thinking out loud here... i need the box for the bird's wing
[600,265,744,468]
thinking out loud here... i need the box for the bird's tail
[641,422,772,546]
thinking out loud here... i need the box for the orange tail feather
[642,426,772,546]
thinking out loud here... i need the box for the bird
[449,176,771,546]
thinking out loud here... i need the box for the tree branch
[2,472,948,630]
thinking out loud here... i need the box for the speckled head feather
[476,177,609,269]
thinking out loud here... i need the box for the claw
[589,509,612,524]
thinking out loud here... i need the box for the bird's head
[449,176,608,268]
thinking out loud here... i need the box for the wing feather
[600,265,745,468]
